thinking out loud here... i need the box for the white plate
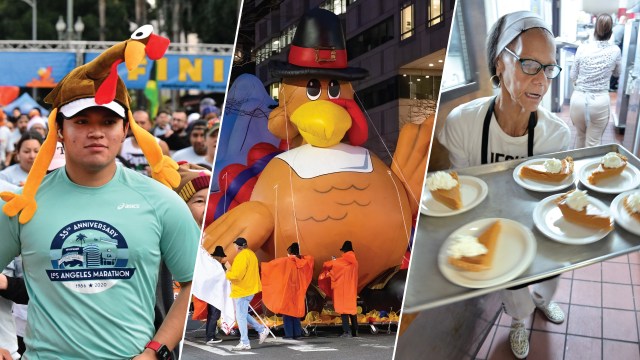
[533,193,613,245]
[610,190,640,236]
[578,159,640,194]
[420,176,488,217]
[512,158,575,192]
[437,218,536,289]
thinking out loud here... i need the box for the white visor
[59,98,126,119]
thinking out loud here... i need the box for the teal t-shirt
[0,165,200,359]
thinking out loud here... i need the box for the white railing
[0,40,233,55]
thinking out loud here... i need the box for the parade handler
[319,241,359,338]
[0,25,198,359]
[261,242,314,339]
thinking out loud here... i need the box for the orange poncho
[261,255,314,317]
[319,251,358,315]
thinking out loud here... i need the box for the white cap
[27,116,47,130]
[187,112,201,124]
[59,97,126,118]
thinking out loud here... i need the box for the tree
[0,0,133,41]
[75,233,88,246]
[0,0,238,43]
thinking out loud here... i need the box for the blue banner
[0,52,76,88]
[85,53,231,92]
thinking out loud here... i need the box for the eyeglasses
[503,48,562,79]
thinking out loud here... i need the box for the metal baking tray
[404,144,640,313]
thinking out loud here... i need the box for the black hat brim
[270,60,369,81]
[211,248,227,257]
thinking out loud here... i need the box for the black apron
[480,97,559,289]
[480,96,537,165]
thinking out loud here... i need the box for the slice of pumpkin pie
[426,171,462,210]
[555,189,613,231]
[447,220,501,272]
[519,157,573,182]
[588,152,627,185]
[624,193,640,223]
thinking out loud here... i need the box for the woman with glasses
[438,11,570,169]
[570,14,621,148]
[438,11,571,359]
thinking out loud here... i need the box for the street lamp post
[20,0,37,40]
[74,17,84,40]
[56,16,66,40]
[56,16,84,41]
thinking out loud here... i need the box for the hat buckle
[315,47,337,63]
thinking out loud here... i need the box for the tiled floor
[476,254,640,360]
[476,93,639,359]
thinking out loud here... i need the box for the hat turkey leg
[1,108,59,223]
[127,109,180,188]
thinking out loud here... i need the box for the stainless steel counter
[404,144,640,313]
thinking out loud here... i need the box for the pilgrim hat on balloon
[269,8,369,81]
[0,25,179,224]
[268,8,370,147]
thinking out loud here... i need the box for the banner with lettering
[0,52,76,88]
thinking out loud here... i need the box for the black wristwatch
[145,340,171,360]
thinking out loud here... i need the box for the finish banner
[0,52,230,92]
[0,52,76,88]
[85,52,231,92]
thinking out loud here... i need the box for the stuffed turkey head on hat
[0,25,179,224]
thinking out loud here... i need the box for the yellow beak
[124,40,146,71]
[290,100,352,148]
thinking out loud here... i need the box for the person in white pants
[570,13,621,148]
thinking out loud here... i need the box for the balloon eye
[130,25,153,40]
[306,79,321,101]
[328,80,341,99]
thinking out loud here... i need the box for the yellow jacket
[226,249,262,298]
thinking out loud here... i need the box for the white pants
[570,90,611,148]
[501,277,560,321]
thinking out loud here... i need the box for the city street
[181,319,398,359]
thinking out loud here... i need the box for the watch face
[157,345,171,360]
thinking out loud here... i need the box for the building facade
[244,0,454,162]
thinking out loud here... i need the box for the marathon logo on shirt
[46,220,136,294]
[490,152,526,163]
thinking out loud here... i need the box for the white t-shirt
[172,146,208,166]
[438,97,571,168]
[0,164,28,186]
[0,125,11,164]
[8,129,22,153]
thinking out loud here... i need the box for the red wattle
[95,59,122,105]
[329,98,368,146]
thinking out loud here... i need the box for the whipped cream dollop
[627,193,640,213]
[566,190,589,211]
[602,152,624,168]
[447,235,488,259]
[543,158,562,173]
[426,171,458,191]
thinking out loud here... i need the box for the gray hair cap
[495,11,553,59]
